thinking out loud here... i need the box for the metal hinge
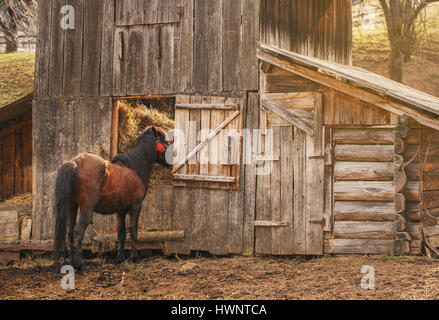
[309,218,326,227]
[176,6,185,16]
[308,155,326,161]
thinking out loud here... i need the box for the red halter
[156,142,166,153]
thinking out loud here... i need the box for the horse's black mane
[111,128,158,186]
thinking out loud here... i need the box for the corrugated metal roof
[0,92,33,125]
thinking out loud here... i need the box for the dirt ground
[1,253,439,300]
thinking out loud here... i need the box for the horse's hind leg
[67,203,78,264]
[116,211,127,263]
[71,210,93,271]
[129,204,142,261]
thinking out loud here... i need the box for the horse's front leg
[116,211,127,263]
[129,204,142,261]
[71,210,93,271]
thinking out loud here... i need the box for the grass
[0,51,35,107]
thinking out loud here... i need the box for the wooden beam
[261,99,314,135]
[175,103,239,110]
[334,145,394,162]
[256,49,439,131]
[334,201,397,221]
[254,221,289,227]
[173,174,236,183]
[333,128,394,145]
[94,231,185,243]
[334,181,395,201]
[110,99,119,159]
[334,162,394,181]
[0,240,53,252]
[333,221,396,239]
[324,239,395,254]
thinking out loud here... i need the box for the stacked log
[329,128,397,254]
[399,119,424,254]
[393,117,411,255]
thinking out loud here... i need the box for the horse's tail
[54,161,78,261]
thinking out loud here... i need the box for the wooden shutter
[172,95,243,189]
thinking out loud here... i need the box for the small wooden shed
[0,93,33,202]
[22,0,439,256]
[256,44,439,255]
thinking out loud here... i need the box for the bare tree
[0,0,38,52]
[378,0,439,82]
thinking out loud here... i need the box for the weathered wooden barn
[3,0,437,257]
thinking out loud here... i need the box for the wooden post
[110,99,119,159]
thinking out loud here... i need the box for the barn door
[255,92,325,255]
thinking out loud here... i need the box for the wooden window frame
[171,95,244,190]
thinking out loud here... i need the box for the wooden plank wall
[32,0,259,246]
[89,94,257,256]
[35,0,115,99]
[0,113,33,201]
[113,0,260,96]
[32,98,112,240]
[35,0,259,97]
[261,66,398,127]
[260,0,352,65]
[34,0,260,99]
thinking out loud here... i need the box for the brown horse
[53,127,170,270]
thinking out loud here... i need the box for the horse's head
[136,127,172,167]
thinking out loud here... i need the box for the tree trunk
[1,6,19,53]
[4,27,18,52]
[389,37,403,83]
[387,0,403,83]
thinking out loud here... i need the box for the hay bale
[118,100,175,153]
[118,99,175,185]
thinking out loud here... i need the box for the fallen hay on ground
[1,255,439,300]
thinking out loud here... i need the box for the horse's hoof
[75,264,85,274]
[129,251,139,263]
[115,256,125,265]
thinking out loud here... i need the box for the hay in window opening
[3,193,33,205]
[118,99,175,185]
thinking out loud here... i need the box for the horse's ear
[151,127,158,137]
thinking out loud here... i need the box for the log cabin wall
[421,127,439,252]
[399,120,439,254]
[260,0,352,65]
[0,113,33,201]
